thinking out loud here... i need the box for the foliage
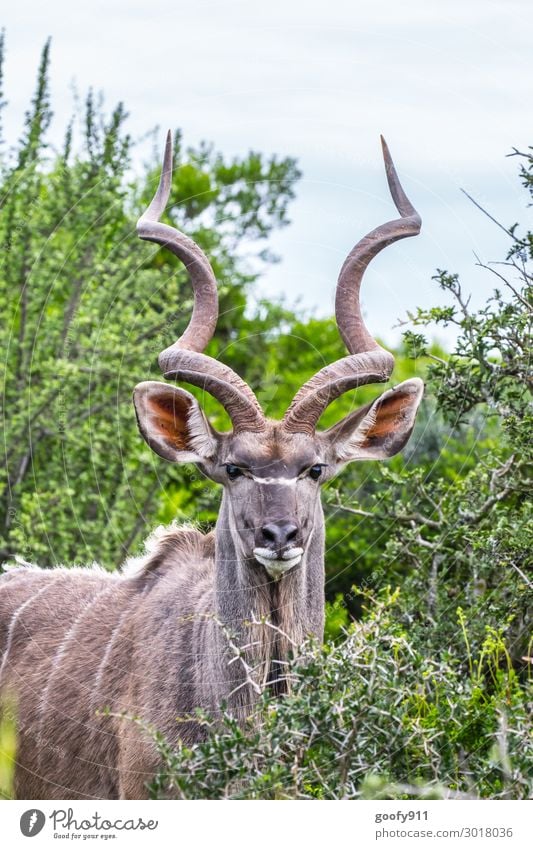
[325,184,532,656]
[0,40,299,567]
[319,190,532,623]
[0,697,16,799]
[148,591,532,800]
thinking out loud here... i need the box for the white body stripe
[91,605,131,716]
[0,576,61,684]
[36,583,117,767]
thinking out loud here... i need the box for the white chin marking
[253,549,303,581]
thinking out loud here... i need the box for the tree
[327,148,532,660]
[0,40,300,567]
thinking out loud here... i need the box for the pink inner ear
[363,392,410,444]
[147,391,193,451]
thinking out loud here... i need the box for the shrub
[147,592,532,800]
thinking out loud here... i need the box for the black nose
[260,521,299,551]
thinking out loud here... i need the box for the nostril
[261,525,277,544]
[260,522,299,549]
[286,525,298,543]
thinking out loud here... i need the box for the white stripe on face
[250,476,297,485]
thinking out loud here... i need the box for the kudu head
[134,132,423,580]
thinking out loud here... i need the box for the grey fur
[0,134,425,799]
[0,383,423,799]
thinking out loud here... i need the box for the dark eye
[226,464,243,480]
[309,464,324,481]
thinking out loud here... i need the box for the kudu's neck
[211,492,325,700]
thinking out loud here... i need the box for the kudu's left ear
[322,378,424,463]
[133,381,219,463]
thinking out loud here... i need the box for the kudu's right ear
[133,381,219,463]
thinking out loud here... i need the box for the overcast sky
[2,0,531,345]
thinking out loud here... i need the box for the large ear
[133,381,219,463]
[322,378,424,463]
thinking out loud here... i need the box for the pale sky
[2,0,531,346]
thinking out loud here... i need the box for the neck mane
[211,493,325,706]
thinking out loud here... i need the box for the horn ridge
[137,131,266,433]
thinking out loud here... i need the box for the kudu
[0,133,423,799]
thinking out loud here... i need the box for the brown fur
[0,382,422,799]
[0,524,314,798]
[1,135,426,800]
[0,529,208,798]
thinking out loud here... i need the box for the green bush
[147,591,531,800]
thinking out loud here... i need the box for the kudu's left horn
[282,136,421,435]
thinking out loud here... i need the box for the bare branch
[333,491,440,529]
[461,189,521,243]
